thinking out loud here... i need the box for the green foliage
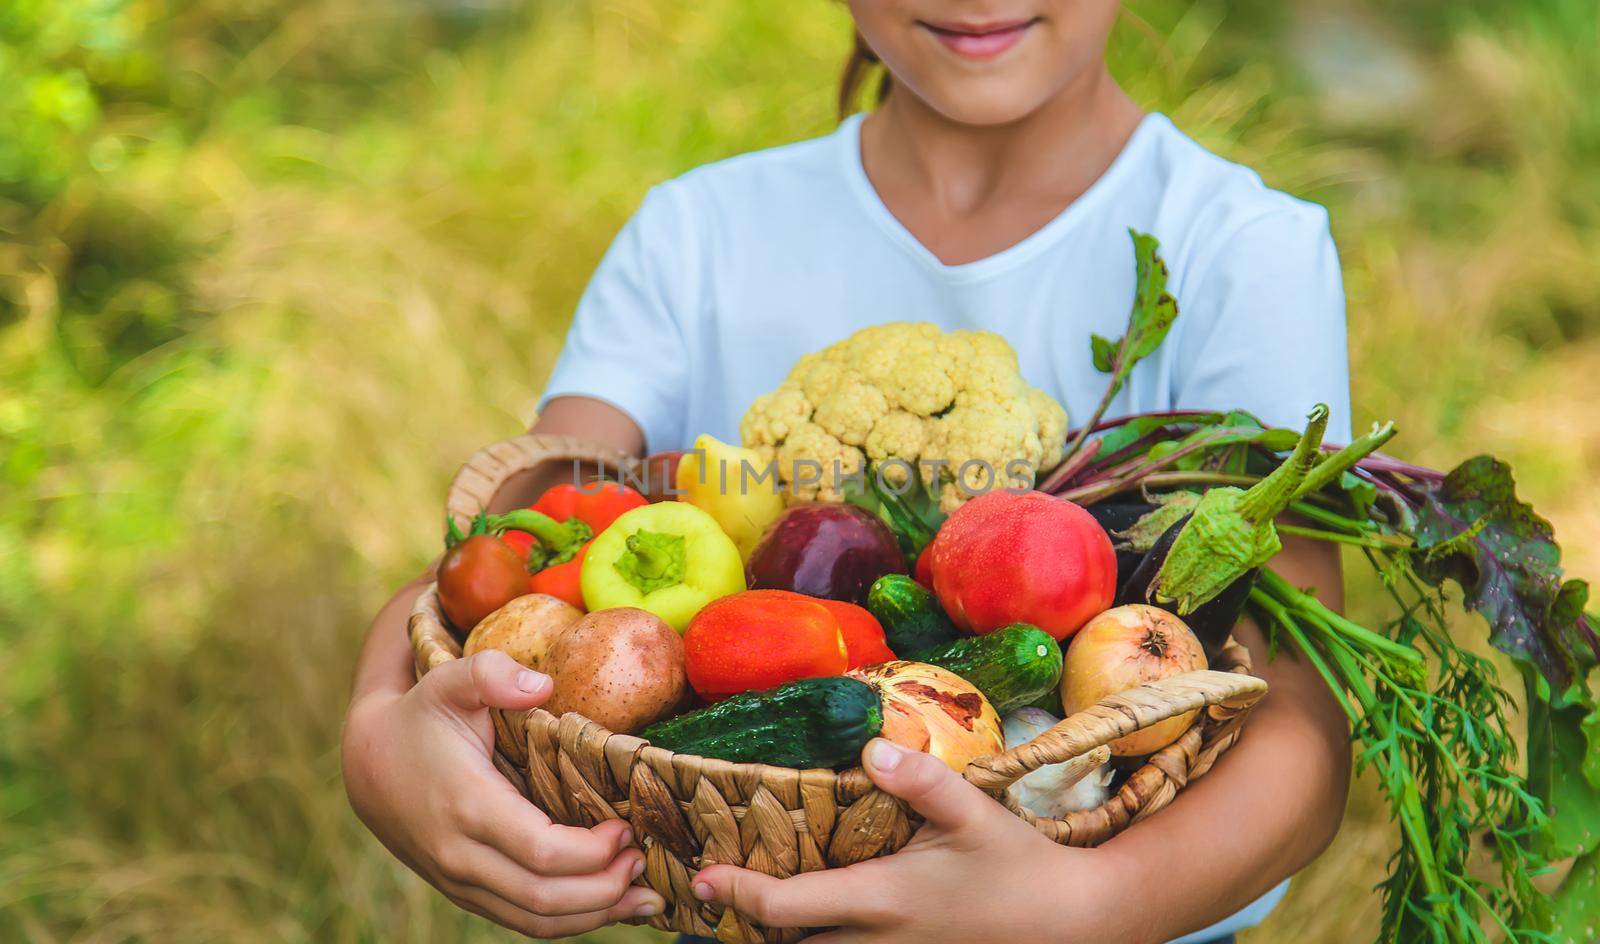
[1413,457,1600,700]
[1088,231,1179,379]
[0,0,132,201]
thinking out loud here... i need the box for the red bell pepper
[499,528,537,561]
[531,482,646,535]
[925,490,1116,641]
[683,589,847,701]
[528,545,586,611]
[814,598,896,668]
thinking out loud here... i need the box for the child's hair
[838,33,891,119]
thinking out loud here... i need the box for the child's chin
[912,74,1063,128]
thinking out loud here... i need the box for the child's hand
[342,649,664,935]
[691,738,1144,943]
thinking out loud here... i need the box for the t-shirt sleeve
[537,183,694,453]
[1168,204,1354,443]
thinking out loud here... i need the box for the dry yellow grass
[2,1,1596,941]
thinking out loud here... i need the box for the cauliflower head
[740,322,1069,508]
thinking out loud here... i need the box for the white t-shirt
[540,111,1346,939]
[541,111,1351,457]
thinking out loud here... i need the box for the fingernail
[634,899,661,918]
[515,670,550,694]
[630,857,646,881]
[692,882,714,901]
[616,826,633,849]
[866,738,903,772]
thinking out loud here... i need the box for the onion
[847,660,1004,770]
[1060,605,1207,756]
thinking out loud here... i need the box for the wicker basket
[409,434,1268,943]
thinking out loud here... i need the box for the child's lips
[920,18,1038,59]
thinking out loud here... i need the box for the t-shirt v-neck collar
[837,110,1164,284]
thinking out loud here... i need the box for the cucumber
[640,676,882,769]
[913,623,1063,714]
[868,574,960,655]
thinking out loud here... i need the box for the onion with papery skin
[847,660,1003,770]
[1060,605,1207,756]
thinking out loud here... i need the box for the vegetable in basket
[580,501,745,631]
[528,481,647,536]
[675,434,786,559]
[924,489,1117,640]
[813,597,897,669]
[867,573,961,654]
[462,593,582,669]
[1002,708,1113,819]
[508,483,648,610]
[436,484,648,625]
[683,589,848,701]
[527,545,587,611]
[846,660,1004,770]
[436,506,594,632]
[744,502,907,606]
[542,606,689,734]
[738,321,1069,512]
[641,675,883,769]
[913,622,1062,714]
[436,529,531,633]
[1060,605,1206,756]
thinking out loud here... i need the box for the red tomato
[683,589,847,701]
[926,491,1116,641]
[436,534,528,634]
[814,598,896,668]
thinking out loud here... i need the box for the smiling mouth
[918,18,1040,59]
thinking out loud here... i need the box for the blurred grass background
[2,0,1597,940]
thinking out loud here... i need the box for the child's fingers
[449,880,662,937]
[466,843,657,917]
[463,784,630,875]
[423,650,553,714]
[859,738,991,831]
[692,864,881,929]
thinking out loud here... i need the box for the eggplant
[745,503,908,606]
[1113,513,1187,609]
[1085,501,1157,590]
[1114,513,1253,663]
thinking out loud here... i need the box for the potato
[463,594,583,670]
[544,607,688,734]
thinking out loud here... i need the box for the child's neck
[859,69,1144,266]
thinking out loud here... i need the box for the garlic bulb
[1002,708,1114,819]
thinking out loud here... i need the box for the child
[343,3,1352,941]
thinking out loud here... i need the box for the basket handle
[444,433,640,534]
[962,669,1267,795]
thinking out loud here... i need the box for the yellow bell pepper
[580,501,745,632]
[676,434,786,559]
